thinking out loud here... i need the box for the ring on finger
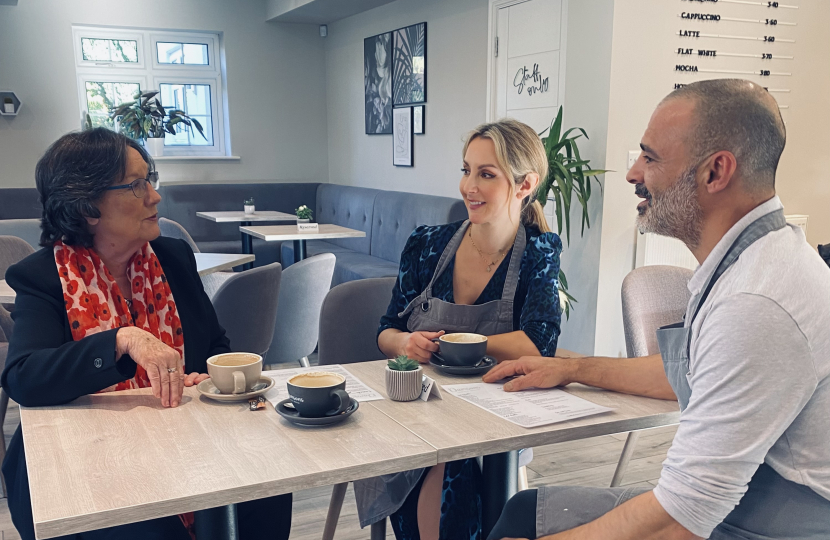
[167,367,178,373]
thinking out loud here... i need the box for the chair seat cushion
[282,242,398,286]
[281,240,356,267]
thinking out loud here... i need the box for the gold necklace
[469,227,508,273]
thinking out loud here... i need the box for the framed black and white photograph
[393,107,413,167]
[413,105,425,135]
[364,31,392,134]
[392,22,427,107]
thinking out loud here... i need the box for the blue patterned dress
[378,221,562,540]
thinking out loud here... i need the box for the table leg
[195,504,238,540]
[241,221,253,270]
[293,239,307,262]
[482,450,518,539]
[370,519,386,540]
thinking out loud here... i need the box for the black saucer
[275,397,359,427]
[429,354,497,375]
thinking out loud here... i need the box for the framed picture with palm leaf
[392,22,427,107]
[364,31,393,134]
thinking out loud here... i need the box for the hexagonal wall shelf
[0,92,21,116]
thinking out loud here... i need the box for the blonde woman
[357,119,563,540]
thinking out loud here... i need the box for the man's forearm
[539,492,701,540]
[569,354,676,400]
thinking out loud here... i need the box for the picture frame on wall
[364,31,393,134]
[393,107,413,167]
[392,22,427,107]
[413,105,425,135]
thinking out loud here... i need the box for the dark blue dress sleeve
[518,232,562,357]
[378,226,430,335]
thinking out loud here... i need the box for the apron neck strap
[499,223,526,303]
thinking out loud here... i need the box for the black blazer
[1,237,230,540]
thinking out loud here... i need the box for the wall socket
[627,150,640,170]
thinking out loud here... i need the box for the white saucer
[197,376,275,402]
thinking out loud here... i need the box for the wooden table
[240,224,366,262]
[194,253,255,276]
[21,387,436,539]
[0,279,13,304]
[0,255,256,305]
[348,361,681,536]
[196,211,297,270]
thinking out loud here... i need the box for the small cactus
[387,355,420,371]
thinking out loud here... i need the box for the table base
[293,240,307,263]
[241,221,253,270]
[482,450,518,539]
[195,504,238,540]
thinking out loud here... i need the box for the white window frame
[72,25,229,157]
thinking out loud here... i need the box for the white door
[490,0,568,134]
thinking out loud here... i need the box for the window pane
[81,38,138,62]
[157,42,184,64]
[157,42,209,65]
[159,83,213,146]
[183,43,209,65]
[85,82,140,128]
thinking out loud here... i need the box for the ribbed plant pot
[385,366,422,402]
[145,137,165,157]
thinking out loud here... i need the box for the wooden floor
[0,380,677,540]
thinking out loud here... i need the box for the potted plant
[244,197,255,215]
[295,205,313,223]
[3,97,13,114]
[109,90,206,157]
[385,355,422,402]
[538,106,608,319]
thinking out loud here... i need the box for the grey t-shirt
[652,197,830,538]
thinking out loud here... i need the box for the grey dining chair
[159,217,232,300]
[265,253,335,367]
[613,265,693,487]
[0,235,36,280]
[0,219,41,250]
[317,276,396,540]
[0,304,14,496]
[212,262,282,357]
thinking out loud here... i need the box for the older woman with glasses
[1,128,292,540]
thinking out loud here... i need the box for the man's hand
[483,356,577,392]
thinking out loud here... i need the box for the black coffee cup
[433,333,488,366]
[287,372,351,417]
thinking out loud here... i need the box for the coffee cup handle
[232,371,246,394]
[327,389,351,416]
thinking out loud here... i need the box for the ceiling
[266,0,396,24]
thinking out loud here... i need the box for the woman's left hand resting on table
[184,372,210,387]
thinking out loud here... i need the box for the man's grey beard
[636,167,703,249]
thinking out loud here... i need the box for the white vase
[385,366,423,402]
[145,138,165,157]
[3,103,13,114]
[244,205,256,215]
[297,218,310,223]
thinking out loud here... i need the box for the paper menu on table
[441,383,613,428]
[262,365,383,408]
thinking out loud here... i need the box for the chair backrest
[318,276,396,365]
[621,265,694,357]
[0,304,12,342]
[0,220,41,251]
[267,253,336,363]
[159,218,200,253]
[0,235,36,280]
[212,262,282,357]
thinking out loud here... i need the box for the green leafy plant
[387,355,420,371]
[538,106,609,320]
[295,205,313,220]
[109,90,206,142]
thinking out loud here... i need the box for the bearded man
[483,79,830,540]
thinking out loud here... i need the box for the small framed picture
[413,105,425,135]
[393,107,413,167]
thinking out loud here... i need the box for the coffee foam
[209,353,261,367]
[289,371,345,388]
[441,333,487,344]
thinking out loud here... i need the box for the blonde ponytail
[463,118,551,234]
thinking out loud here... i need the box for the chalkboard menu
[673,0,797,116]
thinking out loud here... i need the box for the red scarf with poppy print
[55,240,195,536]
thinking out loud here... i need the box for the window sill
[154,156,241,161]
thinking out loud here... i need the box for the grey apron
[354,220,526,527]
[536,209,830,538]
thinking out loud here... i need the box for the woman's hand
[400,330,445,363]
[116,327,183,408]
[184,373,210,387]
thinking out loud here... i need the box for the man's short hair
[664,79,786,193]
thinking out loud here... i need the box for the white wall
[0,0,328,187]
[593,0,830,357]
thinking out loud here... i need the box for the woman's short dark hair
[36,128,154,248]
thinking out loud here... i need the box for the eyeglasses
[104,172,160,198]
